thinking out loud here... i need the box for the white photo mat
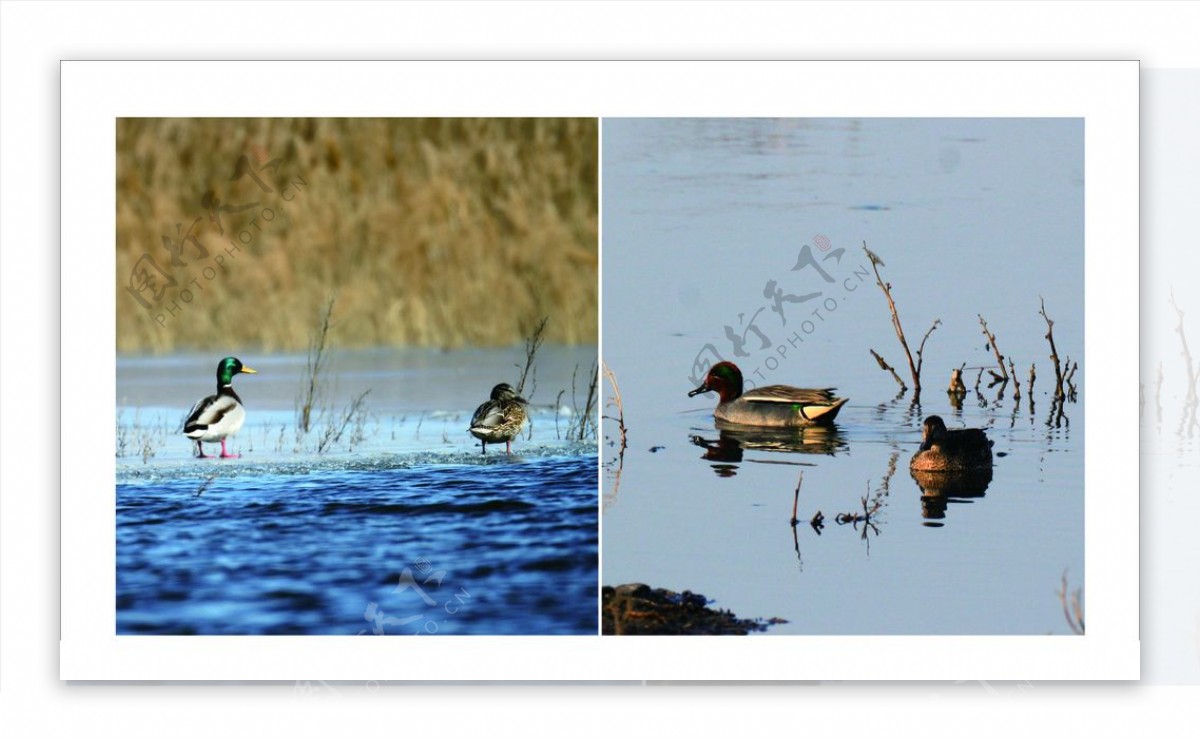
[61,60,1138,680]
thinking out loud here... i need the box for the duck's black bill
[687,385,709,398]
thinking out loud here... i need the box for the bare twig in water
[317,390,371,454]
[790,471,804,526]
[978,314,1010,382]
[863,242,921,396]
[515,316,549,399]
[554,389,565,440]
[1009,358,1020,401]
[116,412,130,458]
[569,359,600,441]
[1058,570,1085,635]
[1039,297,1066,400]
[298,295,336,435]
[602,362,628,455]
[835,481,885,544]
[1169,288,1199,405]
[870,349,908,393]
[601,363,627,511]
[1064,360,1079,401]
[915,319,941,385]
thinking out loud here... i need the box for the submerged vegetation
[117,118,598,353]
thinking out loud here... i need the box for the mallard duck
[910,415,993,472]
[183,356,258,459]
[469,382,528,455]
[687,361,848,427]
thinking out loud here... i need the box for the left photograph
[115,118,599,635]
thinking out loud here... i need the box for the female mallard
[469,382,528,455]
[183,356,258,459]
[687,361,847,427]
[910,415,993,472]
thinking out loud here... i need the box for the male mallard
[183,356,258,459]
[687,361,848,427]
[910,415,993,472]
[469,382,528,455]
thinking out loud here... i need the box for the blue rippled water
[117,453,598,635]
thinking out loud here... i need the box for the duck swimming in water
[910,415,994,472]
[688,361,848,427]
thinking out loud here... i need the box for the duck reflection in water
[690,421,848,477]
[910,467,994,524]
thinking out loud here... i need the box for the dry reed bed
[116,118,598,352]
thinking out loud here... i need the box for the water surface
[601,118,1084,635]
[116,345,599,635]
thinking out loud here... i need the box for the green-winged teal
[469,382,529,455]
[910,415,993,472]
[183,356,258,458]
[687,361,848,427]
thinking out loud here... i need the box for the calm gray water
[116,345,599,635]
[601,118,1084,635]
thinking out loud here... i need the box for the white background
[60,59,1137,682]
[3,0,1198,737]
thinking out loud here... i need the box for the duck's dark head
[919,415,948,451]
[217,356,257,387]
[688,361,744,403]
[491,382,528,405]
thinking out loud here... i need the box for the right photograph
[601,118,1085,635]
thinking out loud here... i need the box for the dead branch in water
[297,295,336,435]
[1009,358,1020,400]
[915,319,941,386]
[602,362,628,455]
[570,360,600,441]
[1039,297,1066,400]
[869,349,907,393]
[1057,570,1085,635]
[863,243,921,395]
[978,314,1010,383]
[790,471,804,526]
[601,363,627,511]
[1064,359,1079,401]
[1169,288,1199,405]
[317,389,371,454]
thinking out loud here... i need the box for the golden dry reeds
[116,118,598,353]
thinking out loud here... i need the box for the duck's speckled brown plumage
[688,361,848,428]
[469,382,528,455]
[910,415,994,472]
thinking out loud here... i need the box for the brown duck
[910,415,994,472]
